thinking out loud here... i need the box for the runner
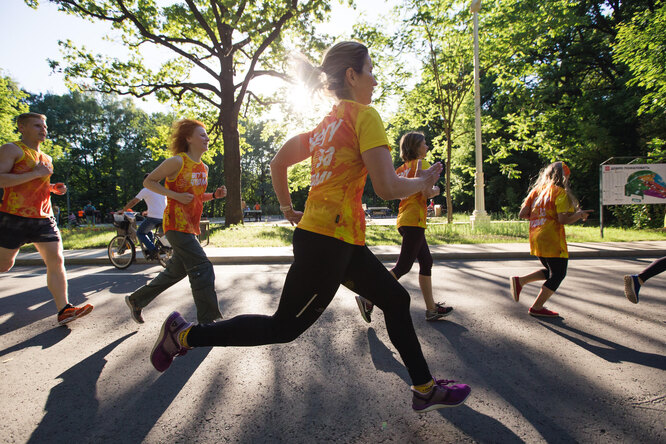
[149,41,471,413]
[355,131,452,323]
[0,112,93,325]
[124,119,226,324]
[509,161,592,317]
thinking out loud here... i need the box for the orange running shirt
[297,100,390,245]
[396,159,430,229]
[163,152,207,235]
[524,184,574,258]
[0,141,53,218]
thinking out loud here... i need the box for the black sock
[58,304,73,315]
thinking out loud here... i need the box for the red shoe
[528,306,559,317]
[510,276,522,302]
[57,303,94,325]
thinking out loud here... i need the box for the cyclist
[117,173,167,260]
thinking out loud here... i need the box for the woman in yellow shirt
[149,42,471,413]
[355,132,452,323]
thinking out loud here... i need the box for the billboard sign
[601,164,666,205]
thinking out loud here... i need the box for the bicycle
[108,212,173,269]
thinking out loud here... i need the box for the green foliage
[608,204,666,229]
[0,74,29,145]
[614,1,666,116]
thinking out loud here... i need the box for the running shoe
[412,379,471,412]
[125,296,144,324]
[528,306,559,317]
[355,296,374,323]
[510,276,522,302]
[57,303,94,325]
[623,274,640,304]
[425,303,453,321]
[150,311,192,372]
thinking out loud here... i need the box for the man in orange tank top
[0,113,93,326]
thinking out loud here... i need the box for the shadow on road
[538,320,666,370]
[0,326,70,358]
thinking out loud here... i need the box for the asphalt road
[0,257,664,443]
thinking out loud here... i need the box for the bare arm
[518,203,531,220]
[118,197,141,213]
[361,147,442,200]
[0,143,51,187]
[557,209,592,225]
[270,134,310,225]
[144,156,194,205]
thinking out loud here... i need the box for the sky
[0,0,393,114]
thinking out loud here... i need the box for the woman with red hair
[124,119,227,324]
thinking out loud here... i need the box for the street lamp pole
[470,0,489,227]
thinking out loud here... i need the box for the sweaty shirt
[0,141,53,218]
[524,184,574,258]
[162,152,207,235]
[395,159,430,229]
[297,100,390,245]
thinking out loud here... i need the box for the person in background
[83,201,96,226]
[355,132,452,323]
[118,173,167,259]
[509,161,591,317]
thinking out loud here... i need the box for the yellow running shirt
[524,184,574,258]
[396,159,430,229]
[163,152,207,235]
[0,141,53,218]
[297,100,390,245]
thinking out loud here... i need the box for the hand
[214,185,227,199]
[579,209,593,222]
[33,161,52,178]
[174,192,194,205]
[418,161,443,194]
[51,182,67,195]
[283,208,303,226]
[430,185,441,198]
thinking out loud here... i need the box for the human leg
[529,257,567,317]
[166,231,221,324]
[624,256,666,303]
[343,246,470,408]
[0,246,20,273]
[509,265,547,302]
[137,217,161,253]
[185,229,352,347]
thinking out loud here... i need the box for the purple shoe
[150,311,192,372]
[412,379,471,412]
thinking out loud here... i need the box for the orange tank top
[162,152,207,235]
[0,141,53,218]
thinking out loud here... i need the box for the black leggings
[538,257,568,291]
[187,228,433,385]
[638,256,666,282]
[391,226,433,279]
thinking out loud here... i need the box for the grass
[19,218,666,251]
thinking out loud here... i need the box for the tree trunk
[220,112,242,226]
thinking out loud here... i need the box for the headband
[561,162,570,177]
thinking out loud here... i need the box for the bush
[608,204,666,229]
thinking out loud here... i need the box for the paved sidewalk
[13,240,666,266]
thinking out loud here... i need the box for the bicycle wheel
[108,235,135,269]
[156,242,173,268]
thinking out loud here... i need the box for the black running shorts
[0,211,61,249]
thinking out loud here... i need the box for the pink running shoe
[528,307,559,317]
[150,311,192,372]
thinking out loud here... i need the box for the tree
[614,1,666,116]
[0,74,29,145]
[37,0,334,225]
